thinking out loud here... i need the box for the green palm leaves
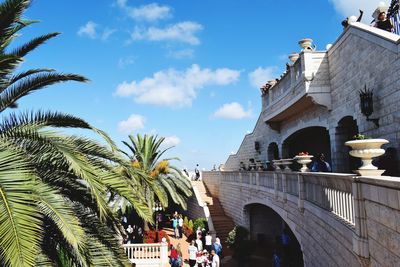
[121,134,192,211]
[0,0,151,266]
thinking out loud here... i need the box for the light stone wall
[225,23,400,172]
[359,176,400,266]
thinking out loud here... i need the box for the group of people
[188,229,222,267]
[169,226,222,267]
[342,4,399,33]
[124,224,143,244]
[171,212,184,239]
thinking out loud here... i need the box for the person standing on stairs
[195,164,200,181]
[188,240,198,267]
[212,238,222,258]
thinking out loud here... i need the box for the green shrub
[188,220,194,231]
[193,217,208,231]
[184,216,189,228]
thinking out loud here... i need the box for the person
[195,164,200,181]
[176,243,183,267]
[169,244,179,267]
[178,215,184,239]
[126,225,134,244]
[212,237,222,258]
[272,249,281,267]
[195,236,203,252]
[196,227,202,240]
[281,230,290,258]
[136,226,143,243]
[341,9,363,28]
[205,232,212,252]
[201,250,211,267]
[311,153,331,172]
[188,240,198,267]
[210,250,220,267]
[374,11,394,31]
[172,216,179,239]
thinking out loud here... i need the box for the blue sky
[16,0,386,170]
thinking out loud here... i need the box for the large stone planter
[288,53,299,63]
[294,155,313,172]
[298,38,315,51]
[345,139,389,176]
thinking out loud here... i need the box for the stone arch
[333,116,359,172]
[267,142,280,161]
[281,126,331,163]
[242,198,304,266]
[280,121,329,143]
[242,198,303,251]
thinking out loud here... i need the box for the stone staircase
[191,181,235,255]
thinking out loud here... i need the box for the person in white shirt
[205,232,212,252]
[188,240,198,267]
[195,236,203,252]
[178,215,184,239]
[211,250,220,267]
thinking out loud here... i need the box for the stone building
[224,22,400,174]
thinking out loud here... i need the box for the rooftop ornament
[288,52,299,63]
[359,85,379,127]
[260,80,276,95]
[298,38,316,51]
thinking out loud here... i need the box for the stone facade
[225,22,400,173]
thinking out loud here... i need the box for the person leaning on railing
[311,153,331,172]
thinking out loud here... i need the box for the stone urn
[298,38,315,51]
[288,53,299,63]
[280,159,293,171]
[345,139,389,176]
[294,155,313,172]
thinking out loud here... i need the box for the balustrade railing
[123,242,168,265]
[215,171,355,225]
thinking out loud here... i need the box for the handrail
[123,241,168,265]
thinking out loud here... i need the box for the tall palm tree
[121,134,192,224]
[0,0,151,266]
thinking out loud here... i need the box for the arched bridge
[202,171,400,267]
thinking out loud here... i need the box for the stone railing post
[298,174,305,212]
[256,172,260,186]
[282,172,287,203]
[352,178,370,263]
[274,172,278,199]
[160,238,168,264]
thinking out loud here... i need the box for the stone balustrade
[123,241,168,266]
[203,170,400,266]
[218,171,355,225]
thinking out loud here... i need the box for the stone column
[352,177,370,265]
[298,174,305,212]
[256,172,260,186]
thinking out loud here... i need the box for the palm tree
[0,0,151,266]
[120,134,193,229]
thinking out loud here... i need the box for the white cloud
[213,102,252,120]
[118,114,146,133]
[167,49,194,59]
[101,28,117,41]
[118,56,135,68]
[129,3,171,21]
[329,0,387,22]
[132,21,203,45]
[78,21,97,39]
[248,66,277,89]
[163,135,181,147]
[114,64,240,108]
